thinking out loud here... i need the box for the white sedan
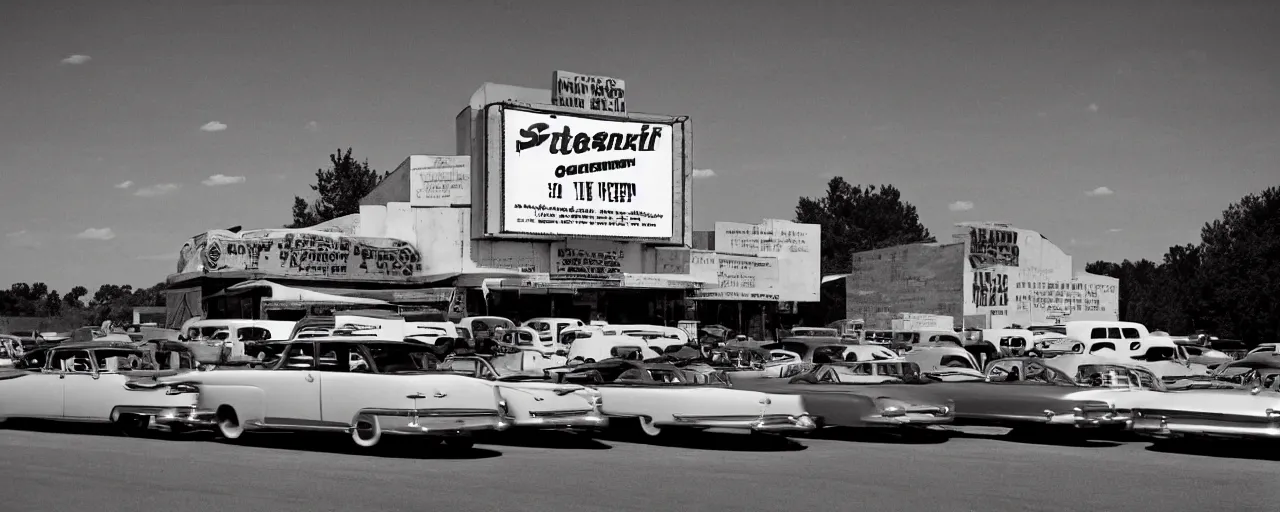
[436,356,607,431]
[0,341,210,434]
[160,337,510,449]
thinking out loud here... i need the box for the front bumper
[514,409,609,430]
[863,405,954,426]
[361,408,511,436]
[1130,410,1280,439]
[115,406,217,431]
[668,413,819,432]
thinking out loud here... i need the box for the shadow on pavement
[0,419,212,441]
[218,432,503,460]
[944,427,1125,448]
[598,429,808,452]
[1145,438,1280,461]
[474,430,612,450]
[804,427,951,445]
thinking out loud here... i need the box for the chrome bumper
[361,408,511,436]
[669,413,819,432]
[1131,411,1280,439]
[864,406,954,426]
[515,410,609,430]
[115,406,217,431]
[1070,404,1131,427]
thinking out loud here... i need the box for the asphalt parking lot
[1,424,1277,512]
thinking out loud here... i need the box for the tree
[794,177,935,323]
[1087,186,1279,343]
[63,285,88,309]
[42,290,62,317]
[287,148,388,228]
[795,178,934,275]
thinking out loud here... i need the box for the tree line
[0,282,166,329]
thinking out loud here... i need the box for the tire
[351,413,381,448]
[116,414,151,438]
[216,406,244,440]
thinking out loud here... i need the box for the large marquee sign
[500,107,675,239]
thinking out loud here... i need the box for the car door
[63,348,137,420]
[259,341,323,426]
[49,348,98,418]
[1,350,69,418]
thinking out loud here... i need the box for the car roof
[260,337,419,346]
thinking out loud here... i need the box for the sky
[1,0,1277,293]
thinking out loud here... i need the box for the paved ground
[1,423,1277,512]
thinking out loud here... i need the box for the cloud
[305,121,319,132]
[1107,228,1123,233]
[114,180,133,189]
[75,228,116,241]
[692,168,717,179]
[61,54,91,65]
[1088,103,1100,113]
[202,174,246,186]
[1085,186,1114,197]
[134,183,180,197]
[4,230,40,249]
[200,121,228,132]
[136,252,177,261]
[948,201,975,212]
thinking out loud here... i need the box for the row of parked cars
[0,317,1277,452]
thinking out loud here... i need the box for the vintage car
[158,337,509,449]
[565,335,661,364]
[0,341,211,434]
[735,360,954,429]
[1180,345,1236,369]
[900,345,985,381]
[1129,354,1280,439]
[843,356,1130,430]
[547,359,817,436]
[435,356,606,431]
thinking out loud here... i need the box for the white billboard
[501,108,674,239]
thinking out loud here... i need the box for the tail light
[165,383,199,395]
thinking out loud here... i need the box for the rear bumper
[1130,410,1280,439]
[362,408,511,436]
[515,410,608,430]
[115,406,217,431]
[668,413,819,432]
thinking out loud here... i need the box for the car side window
[54,350,93,373]
[317,343,350,372]
[1107,328,1122,339]
[1121,328,1140,339]
[1184,346,1202,355]
[1090,328,1106,339]
[987,360,1021,382]
[1262,374,1278,390]
[279,343,316,371]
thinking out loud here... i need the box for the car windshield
[1077,364,1166,391]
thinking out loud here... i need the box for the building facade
[846,222,1119,329]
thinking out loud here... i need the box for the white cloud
[948,201,975,212]
[61,54,91,65]
[202,174,246,186]
[692,168,717,179]
[200,121,227,132]
[114,180,133,189]
[1107,228,1123,233]
[1088,103,1100,112]
[305,121,319,132]
[5,230,26,238]
[75,228,116,241]
[134,183,180,197]
[1085,186,1114,197]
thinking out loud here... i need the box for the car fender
[197,384,267,426]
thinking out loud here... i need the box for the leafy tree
[794,177,935,323]
[287,148,388,228]
[1087,186,1279,343]
[63,285,88,309]
[42,290,61,317]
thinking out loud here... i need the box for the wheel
[216,406,244,440]
[443,437,475,450]
[115,414,151,438]
[351,413,381,448]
